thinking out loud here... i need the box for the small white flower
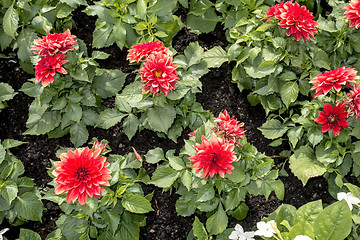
[229,224,255,240]
[254,220,276,238]
[337,192,360,210]
[0,228,9,240]
[294,235,313,240]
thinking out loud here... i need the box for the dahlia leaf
[121,194,154,214]
[176,191,197,216]
[92,69,127,98]
[96,108,126,129]
[70,122,89,147]
[203,46,228,68]
[0,179,17,204]
[112,20,126,50]
[3,3,18,39]
[307,127,323,146]
[66,102,82,123]
[169,156,186,170]
[289,146,327,185]
[136,0,147,20]
[186,8,220,34]
[150,166,180,188]
[314,201,352,240]
[123,114,138,140]
[60,0,88,7]
[206,203,228,235]
[92,21,114,49]
[14,192,43,222]
[197,184,215,202]
[295,200,323,225]
[184,42,204,67]
[19,229,41,240]
[181,170,192,191]
[224,189,242,211]
[230,202,249,221]
[25,111,61,135]
[0,144,5,164]
[19,82,43,98]
[147,105,176,133]
[0,83,16,102]
[193,216,208,240]
[82,109,99,126]
[101,209,120,235]
[280,81,299,108]
[148,0,177,17]
[313,50,330,70]
[62,216,87,240]
[118,216,140,240]
[259,119,288,140]
[145,147,165,164]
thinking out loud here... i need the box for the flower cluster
[189,110,245,179]
[310,67,360,136]
[263,0,318,42]
[127,41,179,97]
[52,147,112,205]
[31,30,76,87]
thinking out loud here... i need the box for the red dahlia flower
[31,29,76,56]
[315,103,350,136]
[264,0,318,41]
[34,54,68,87]
[127,41,170,63]
[212,110,245,146]
[344,84,360,118]
[309,67,358,98]
[53,147,112,205]
[263,1,286,23]
[138,53,179,96]
[189,134,237,178]
[344,0,360,29]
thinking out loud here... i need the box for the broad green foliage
[0,82,16,111]
[147,120,284,238]
[0,140,44,225]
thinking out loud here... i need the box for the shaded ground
[0,6,334,240]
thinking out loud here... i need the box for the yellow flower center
[154,71,162,78]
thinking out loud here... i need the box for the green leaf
[25,111,61,135]
[259,119,288,140]
[150,167,180,188]
[181,170,192,191]
[92,22,114,49]
[0,144,5,164]
[0,83,15,102]
[258,61,276,75]
[280,81,299,108]
[295,200,323,225]
[176,192,197,216]
[186,8,220,34]
[148,0,177,16]
[136,0,147,19]
[313,50,330,70]
[66,102,82,123]
[230,202,249,221]
[193,216,208,240]
[101,209,120,235]
[289,146,327,185]
[14,192,43,221]
[96,108,125,129]
[288,221,314,240]
[19,229,41,240]
[314,200,352,240]
[92,69,127,98]
[121,194,154,214]
[70,122,89,147]
[3,3,19,39]
[2,139,25,149]
[60,0,88,7]
[308,127,323,146]
[197,184,215,202]
[20,82,44,97]
[225,189,242,211]
[203,46,228,68]
[168,156,185,170]
[123,114,138,140]
[206,203,228,235]
[61,216,87,240]
[147,105,176,133]
[183,42,204,67]
[145,147,164,164]
[0,179,18,204]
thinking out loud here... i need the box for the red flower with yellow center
[138,53,179,96]
[31,29,76,56]
[53,147,112,205]
[212,110,245,146]
[189,134,237,179]
[344,0,360,29]
[344,84,360,118]
[309,67,358,98]
[34,54,68,87]
[127,41,170,63]
[315,103,350,136]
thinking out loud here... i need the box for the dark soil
[0,6,335,240]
